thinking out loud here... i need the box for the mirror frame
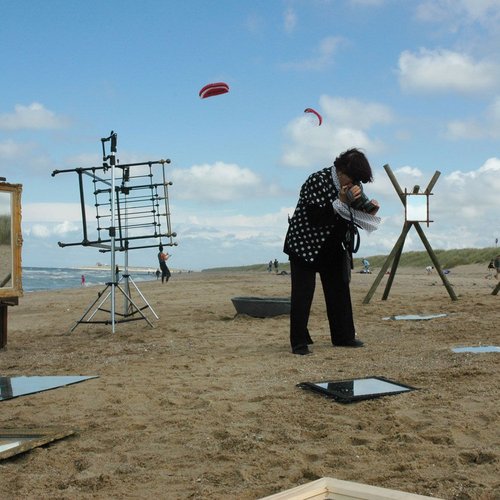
[0,183,23,298]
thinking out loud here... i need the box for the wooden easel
[363,165,458,304]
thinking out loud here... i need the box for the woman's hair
[334,148,374,183]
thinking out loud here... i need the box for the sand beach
[0,264,498,499]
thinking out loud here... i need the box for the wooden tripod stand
[363,165,458,304]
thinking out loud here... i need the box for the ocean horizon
[21,266,159,292]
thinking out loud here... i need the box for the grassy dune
[202,247,499,273]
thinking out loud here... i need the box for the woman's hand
[339,184,361,205]
[368,200,380,215]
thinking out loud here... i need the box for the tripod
[69,270,158,332]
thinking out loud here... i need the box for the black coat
[284,167,349,267]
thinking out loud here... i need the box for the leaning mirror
[0,183,22,298]
[405,193,429,223]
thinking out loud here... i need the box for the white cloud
[23,203,91,222]
[320,96,394,130]
[398,49,500,93]
[280,36,344,71]
[357,158,500,256]
[396,166,423,177]
[53,220,80,235]
[445,96,500,139]
[0,103,69,130]
[30,224,52,238]
[0,139,25,159]
[281,96,393,168]
[170,162,282,203]
[0,140,58,177]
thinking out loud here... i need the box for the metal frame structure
[52,131,176,332]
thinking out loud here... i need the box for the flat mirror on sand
[382,313,447,321]
[0,428,75,460]
[0,375,98,401]
[297,377,417,403]
[452,346,500,353]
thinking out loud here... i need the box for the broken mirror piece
[297,376,417,403]
[0,375,98,401]
[0,428,75,460]
[452,346,500,353]
[383,313,447,321]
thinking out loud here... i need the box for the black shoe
[292,346,311,355]
[333,339,364,348]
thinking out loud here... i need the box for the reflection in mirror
[0,192,12,289]
[406,194,428,222]
[0,375,98,401]
[297,377,417,403]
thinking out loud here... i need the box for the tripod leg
[115,284,154,327]
[363,224,410,304]
[69,284,112,332]
[128,276,159,319]
[414,223,458,301]
[382,225,410,300]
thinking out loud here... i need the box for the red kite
[199,82,230,99]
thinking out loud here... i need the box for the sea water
[22,267,155,292]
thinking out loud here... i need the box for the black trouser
[160,262,171,281]
[289,253,355,352]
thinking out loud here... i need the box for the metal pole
[109,132,117,333]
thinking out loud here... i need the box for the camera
[347,183,377,213]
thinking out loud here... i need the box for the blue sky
[1,0,499,271]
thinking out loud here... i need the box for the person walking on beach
[158,245,171,284]
[283,148,380,355]
[273,259,279,274]
[268,260,273,273]
[81,274,85,286]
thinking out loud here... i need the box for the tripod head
[101,130,118,168]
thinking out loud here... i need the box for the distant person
[158,245,171,284]
[268,260,273,273]
[156,268,161,280]
[362,258,370,273]
[273,259,279,273]
[81,274,85,286]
